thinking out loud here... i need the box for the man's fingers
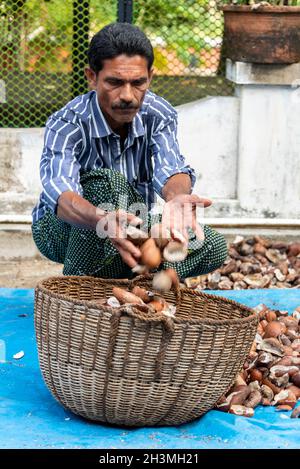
[171,227,189,245]
[115,244,139,269]
[189,195,212,208]
[192,218,205,241]
[115,238,141,260]
[116,209,143,227]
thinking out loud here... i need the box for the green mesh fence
[0,0,233,128]
[133,0,233,106]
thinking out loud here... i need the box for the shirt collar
[90,90,145,140]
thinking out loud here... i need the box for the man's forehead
[101,54,149,76]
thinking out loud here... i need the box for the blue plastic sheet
[0,287,299,449]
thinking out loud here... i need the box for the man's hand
[161,194,212,245]
[96,209,143,268]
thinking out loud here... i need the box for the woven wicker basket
[34,274,258,427]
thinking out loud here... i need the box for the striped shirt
[32,90,196,223]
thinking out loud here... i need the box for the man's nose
[119,83,134,102]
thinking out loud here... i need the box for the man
[31,22,227,279]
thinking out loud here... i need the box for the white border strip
[0,215,300,228]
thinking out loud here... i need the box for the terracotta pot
[221,5,300,64]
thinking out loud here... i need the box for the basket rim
[35,275,258,326]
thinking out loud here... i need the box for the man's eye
[107,80,122,86]
[133,80,147,87]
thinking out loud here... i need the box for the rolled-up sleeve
[150,114,196,197]
[40,116,83,214]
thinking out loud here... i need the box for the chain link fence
[0,0,233,127]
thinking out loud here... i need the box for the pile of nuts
[215,304,300,418]
[185,236,300,290]
[96,284,177,318]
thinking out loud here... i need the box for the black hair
[87,22,154,73]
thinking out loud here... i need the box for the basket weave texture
[34,275,258,427]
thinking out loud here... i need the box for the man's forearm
[57,192,105,230]
[161,173,192,202]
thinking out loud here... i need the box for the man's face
[85,54,153,130]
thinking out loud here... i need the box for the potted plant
[218,0,300,64]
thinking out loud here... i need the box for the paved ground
[0,258,63,288]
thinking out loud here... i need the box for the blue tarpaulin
[0,287,299,449]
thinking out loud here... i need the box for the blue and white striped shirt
[32,90,196,223]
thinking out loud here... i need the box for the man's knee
[31,211,70,264]
[188,227,228,276]
[204,229,228,272]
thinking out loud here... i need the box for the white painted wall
[1,61,300,221]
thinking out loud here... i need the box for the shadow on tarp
[0,287,299,449]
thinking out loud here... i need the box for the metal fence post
[72,0,90,98]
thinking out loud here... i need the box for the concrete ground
[0,225,299,289]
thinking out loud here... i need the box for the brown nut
[273,390,297,408]
[152,271,172,292]
[112,287,145,305]
[261,384,274,401]
[257,323,265,336]
[126,225,148,246]
[234,374,247,387]
[264,321,285,339]
[215,395,232,413]
[261,398,272,406]
[258,338,284,357]
[287,385,300,400]
[261,320,269,331]
[164,268,180,288]
[291,407,300,418]
[163,240,188,263]
[262,378,281,395]
[279,316,299,331]
[228,386,251,407]
[148,298,167,313]
[249,369,263,383]
[256,351,275,367]
[269,365,299,378]
[229,405,254,418]
[279,335,292,347]
[131,286,154,303]
[257,367,269,378]
[291,372,300,387]
[269,372,289,388]
[150,223,170,249]
[132,264,149,275]
[265,310,277,322]
[140,238,162,269]
[276,405,293,412]
[244,390,262,409]
[275,356,293,367]
[283,345,294,356]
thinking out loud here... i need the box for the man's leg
[32,169,227,279]
[161,225,228,279]
[31,210,71,264]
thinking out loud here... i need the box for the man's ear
[85,67,97,90]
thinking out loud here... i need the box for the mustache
[112,101,139,110]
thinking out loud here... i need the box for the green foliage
[219,0,300,5]
[134,0,223,68]
[0,0,116,72]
